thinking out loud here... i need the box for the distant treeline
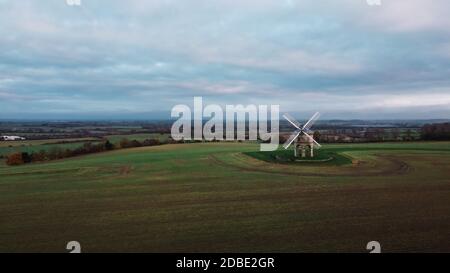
[0,121,172,140]
[5,138,173,166]
[421,123,450,140]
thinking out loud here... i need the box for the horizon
[1,115,449,122]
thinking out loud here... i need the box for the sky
[0,0,449,120]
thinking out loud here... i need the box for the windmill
[283,112,321,158]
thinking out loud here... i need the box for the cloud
[367,93,450,108]
[360,0,450,33]
[0,0,449,119]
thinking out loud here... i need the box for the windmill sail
[283,112,321,150]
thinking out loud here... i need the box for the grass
[0,138,100,157]
[0,141,449,252]
[105,133,169,144]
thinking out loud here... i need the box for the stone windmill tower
[294,134,315,158]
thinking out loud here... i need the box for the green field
[0,138,100,157]
[0,141,449,252]
[0,134,169,157]
[105,133,170,144]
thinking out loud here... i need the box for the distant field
[106,133,169,144]
[0,138,100,157]
[0,141,449,252]
[0,134,170,157]
[0,138,99,148]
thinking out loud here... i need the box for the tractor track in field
[208,153,411,177]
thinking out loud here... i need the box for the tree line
[421,123,450,140]
[5,138,167,166]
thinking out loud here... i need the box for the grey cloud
[0,0,449,119]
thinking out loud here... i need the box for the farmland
[0,134,170,157]
[0,141,450,252]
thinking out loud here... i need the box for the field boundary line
[208,153,411,177]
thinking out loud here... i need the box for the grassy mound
[245,148,352,165]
